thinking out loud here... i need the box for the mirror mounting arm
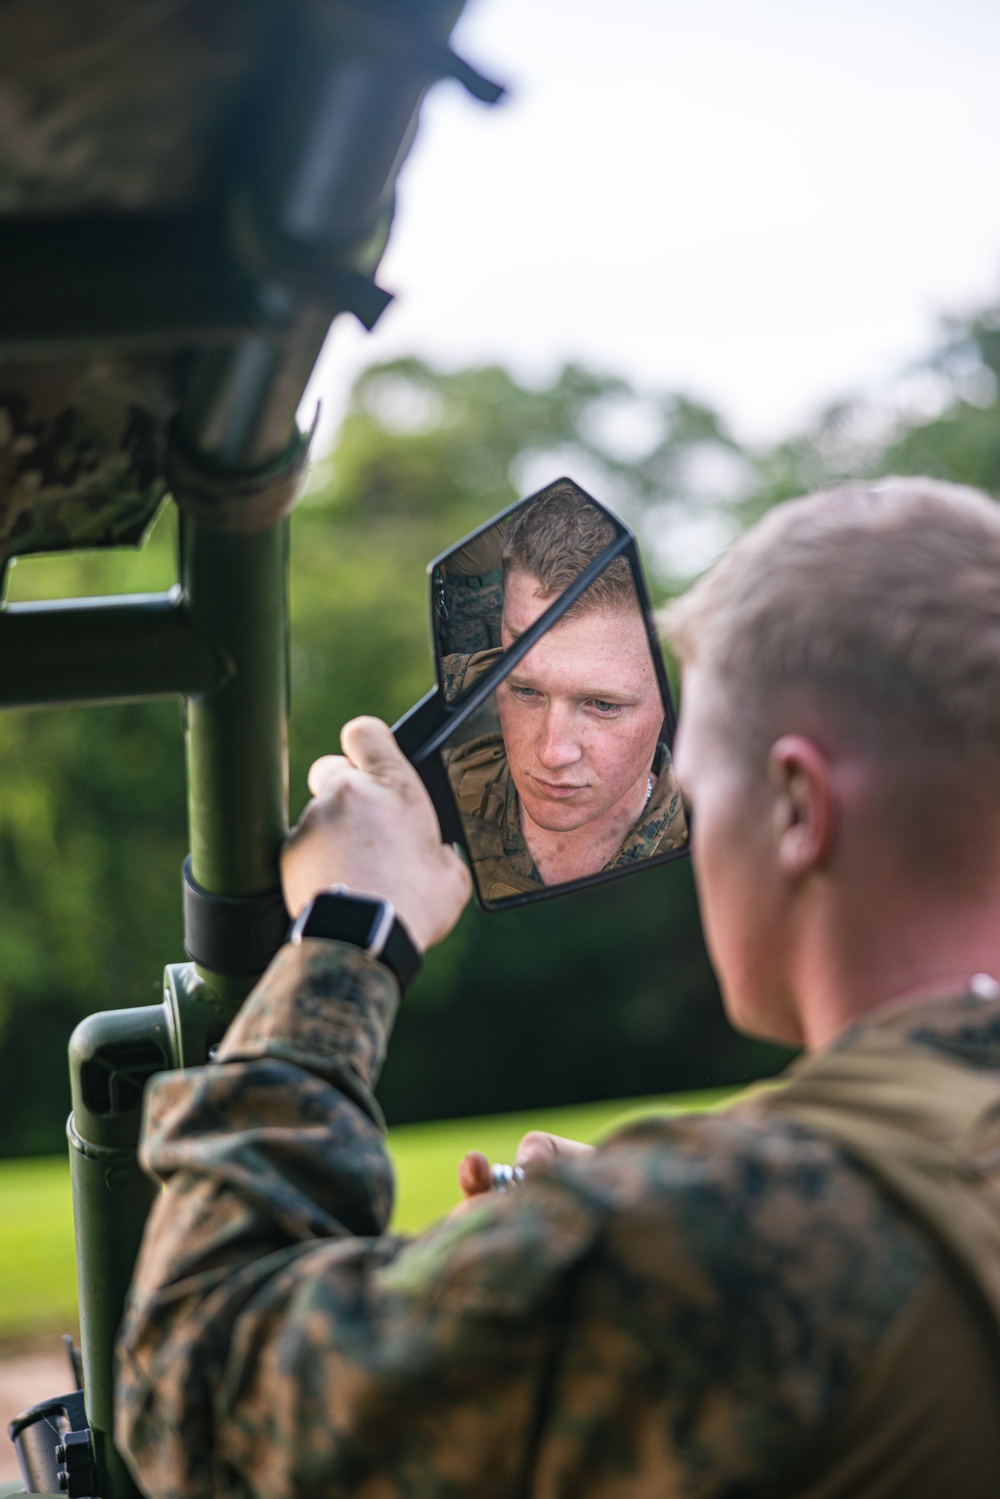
[393,687,466,843]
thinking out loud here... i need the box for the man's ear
[767,735,835,879]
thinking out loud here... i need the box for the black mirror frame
[393,478,689,909]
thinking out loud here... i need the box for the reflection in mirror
[436,488,688,903]
[433,519,506,689]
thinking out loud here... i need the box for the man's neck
[796,887,1000,1051]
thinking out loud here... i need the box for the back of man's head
[665,476,1000,795]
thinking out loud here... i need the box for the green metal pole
[47,6,497,1489]
[180,515,290,1013]
[62,513,292,1499]
[0,593,231,709]
[67,1004,174,1499]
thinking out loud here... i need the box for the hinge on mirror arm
[9,1387,98,1499]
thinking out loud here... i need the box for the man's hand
[457,1132,596,1203]
[282,716,472,952]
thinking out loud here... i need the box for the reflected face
[497,567,664,833]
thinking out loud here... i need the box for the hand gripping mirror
[394,478,690,909]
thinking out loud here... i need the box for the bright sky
[302,0,1000,454]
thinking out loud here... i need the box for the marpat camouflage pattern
[0,0,285,216]
[0,359,174,564]
[0,0,346,566]
[116,942,1000,1498]
[436,577,504,667]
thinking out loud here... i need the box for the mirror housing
[394,478,689,907]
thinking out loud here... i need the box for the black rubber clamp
[183,857,290,976]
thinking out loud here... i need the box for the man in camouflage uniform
[440,486,688,899]
[118,477,1000,1497]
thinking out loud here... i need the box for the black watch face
[312,895,384,948]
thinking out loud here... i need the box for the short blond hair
[501,481,635,612]
[663,477,1000,773]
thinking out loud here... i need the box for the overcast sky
[302,0,1000,454]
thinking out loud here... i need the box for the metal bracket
[9,1390,96,1499]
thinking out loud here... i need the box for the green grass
[0,1089,735,1342]
[0,1157,78,1343]
[389,1089,735,1231]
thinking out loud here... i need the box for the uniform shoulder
[447,732,506,770]
[581,1103,935,1396]
[440,646,504,701]
[444,733,509,822]
[488,1105,941,1497]
[596,1100,934,1262]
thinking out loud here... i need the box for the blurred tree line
[0,300,998,1155]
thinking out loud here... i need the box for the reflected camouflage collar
[498,743,687,878]
[499,766,540,881]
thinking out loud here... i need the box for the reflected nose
[535,706,583,772]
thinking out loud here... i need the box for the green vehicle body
[0,5,501,1495]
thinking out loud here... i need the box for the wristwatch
[288,887,423,993]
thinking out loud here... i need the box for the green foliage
[2,294,999,1157]
[742,309,1000,516]
[882,313,1000,490]
[0,516,186,1154]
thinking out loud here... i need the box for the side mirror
[394,478,689,908]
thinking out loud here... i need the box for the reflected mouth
[530,777,587,798]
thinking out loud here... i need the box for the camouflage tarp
[0,0,291,563]
[0,358,174,560]
[0,0,461,564]
[0,0,281,216]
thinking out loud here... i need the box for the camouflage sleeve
[116,939,600,1499]
[116,942,935,1499]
